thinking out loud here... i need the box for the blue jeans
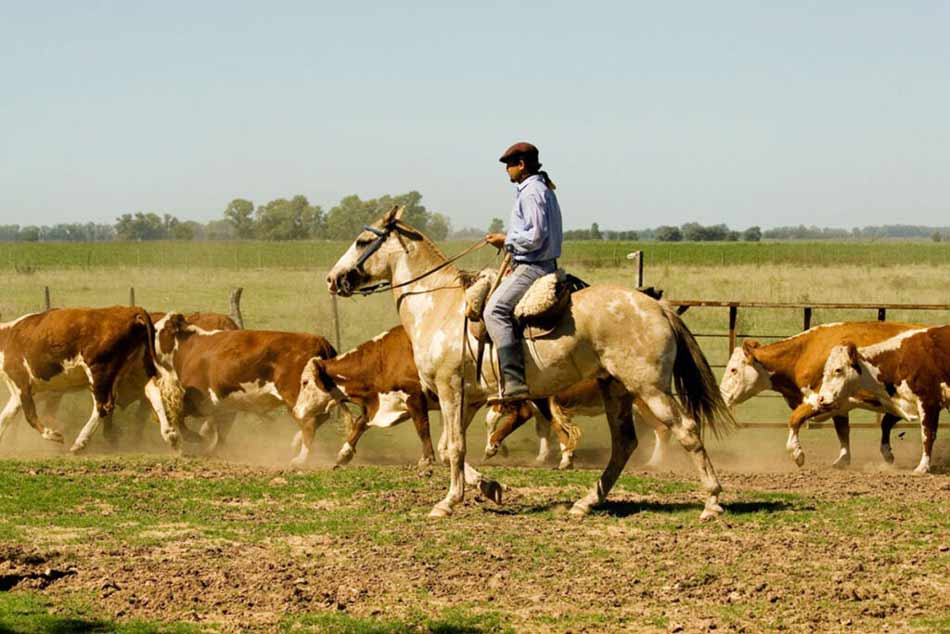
[484,260,557,348]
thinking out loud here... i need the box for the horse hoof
[881,448,895,464]
[163,431,181,450]
[558,461,574,471]
[831,456,850,470]
[428,503,453,518]
[480,480,504,505]
[68,443,85,454]
[793,451,805,467]
[569,502,590,518]
[699,507,723,522]
[912,465,930,475]
[43,430,65,444]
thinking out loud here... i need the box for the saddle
[464,268,590,382]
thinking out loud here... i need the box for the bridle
[344,221,489,296]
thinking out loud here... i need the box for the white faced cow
[152,314,341,465]
[719,321,921,468]
[0,307,183,452]
[815,326,949,473]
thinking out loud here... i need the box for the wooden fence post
[803,306,812,330]
[129,287,136,306]
[728,304,738,354]
[229,288,245,329]
[627,251,644,288]
[878,308,886,321]
[44,286,51,311]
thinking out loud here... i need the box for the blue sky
[1,1,948,230]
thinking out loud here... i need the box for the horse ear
[742,339,760,359]
[394,205,405,221]
[380,204,401,226]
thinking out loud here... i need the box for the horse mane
[394,219,481,288]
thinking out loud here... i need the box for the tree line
[2,198,948,242]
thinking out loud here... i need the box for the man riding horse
[484,142,564,403]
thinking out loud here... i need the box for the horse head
[326,205,416,296]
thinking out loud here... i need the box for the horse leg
[636,399,670,469]
[570,380,637,517]
[831,415,851,469]
[642,389,724,521]
[880,413,900,464]
[430,389,467,517]
[913,406,939,474]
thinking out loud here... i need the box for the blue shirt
[505,174,563,263]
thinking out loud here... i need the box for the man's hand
[485,233,507,249]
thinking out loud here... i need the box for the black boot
[495,344,530,402]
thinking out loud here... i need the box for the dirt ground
[0,450,947,633]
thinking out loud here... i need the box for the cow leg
[39,393,63,430]
[879,413,900,464]
[143,377,181,450]
[570,380,637,517]
[534,414,553,464]
[336,413,368,467]
[408,394,435,470]
[0,396,22,443]
[291,412,330,467]
[831,415,851,469]
[18,386,64,444]
[71,373,118,453]
[913,407,939,474]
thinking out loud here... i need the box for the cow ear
[845,342,862,372]
[742,339,760,359]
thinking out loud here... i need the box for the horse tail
[659,302,736,438]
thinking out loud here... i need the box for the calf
[719,321,920,467]
[293,326,437,468]
[153,314,339,464]
[0,307,181,452]
[814,326,949,473]
[484,378,672,470]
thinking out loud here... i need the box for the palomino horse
[326,206,733,520]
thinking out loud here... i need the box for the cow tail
[660,301,736,438]
[135,311,160,380]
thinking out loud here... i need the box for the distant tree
[224,199,256,239]
[428,212,451,241]
[0,225,20,241]
[256,195,322,240]
[324,195,378,240]
[18,226,40,242]
[932,231,943,242]
[726,230,740,242]
[742,226,762,242]
[590,222,602,240]
[488,217,505,234]
[115,212,165,240]
[204,219,236,240]
[655,225,682,242]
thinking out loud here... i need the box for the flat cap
[499,141,540,163]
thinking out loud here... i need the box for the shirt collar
[516,174,544,192]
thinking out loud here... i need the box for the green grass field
[2,239,950,272]
[0,241,948,632]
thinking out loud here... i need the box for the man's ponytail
[538,170,556,191]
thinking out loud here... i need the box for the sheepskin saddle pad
[514,269,589,326]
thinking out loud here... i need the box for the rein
[355,229,490,296]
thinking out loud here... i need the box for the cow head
[484,401,534,459]
[151,312,196,372]
[816,342,867,410]
[326,205,417,296]
[720,340,771,407]
[293,357,341,420]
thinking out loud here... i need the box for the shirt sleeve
[506,191,548,254]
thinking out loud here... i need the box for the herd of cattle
[0,306,946,474]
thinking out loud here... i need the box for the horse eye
[302,380,309,386]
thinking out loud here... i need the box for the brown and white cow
[152,314,340,464]
[484,379,673,470]
[293,326,438,468]
[0,307,182,452]
[814,326,949,473]
[720,321,920,468]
